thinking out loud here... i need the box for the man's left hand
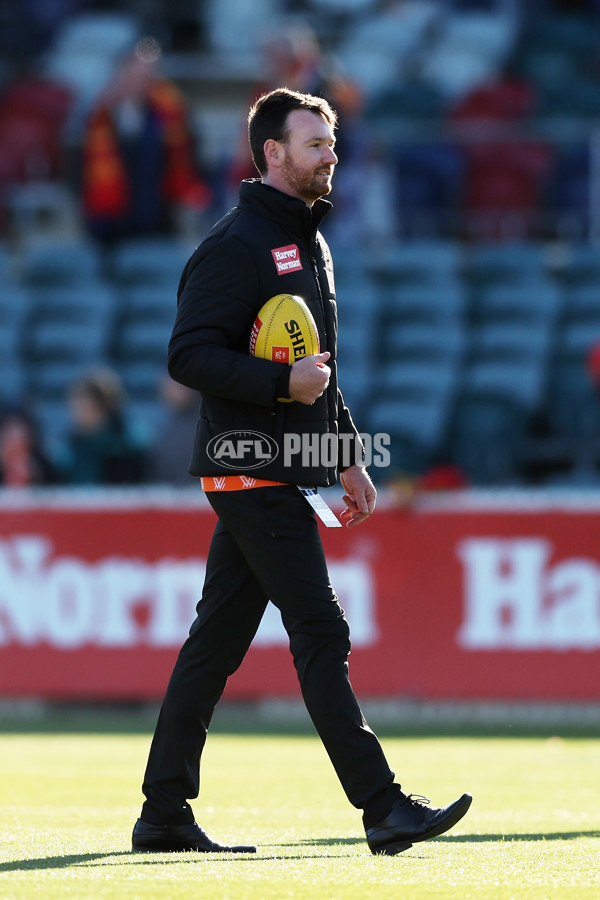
[339,465,376,529]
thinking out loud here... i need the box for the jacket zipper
[310,238,328,352]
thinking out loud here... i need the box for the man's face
[278,109,338,205]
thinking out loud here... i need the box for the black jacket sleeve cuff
[274,366,292,402]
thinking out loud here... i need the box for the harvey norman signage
[0,490,598,700]
[0,535,376,650]
[458,538,600,650]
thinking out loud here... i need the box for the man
[132,88,472,856]
[83,45,211,245]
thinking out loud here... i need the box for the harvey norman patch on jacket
[271,244,303,275]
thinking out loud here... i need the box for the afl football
[249,294,320,402]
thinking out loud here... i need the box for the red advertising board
[0,489,598,700]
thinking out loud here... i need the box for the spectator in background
[0,405,57,487]
[81,37,212,246]
[149,375,199,485]
[227,21,363,205]
[58,368,149,485]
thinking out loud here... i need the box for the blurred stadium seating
[1,1,600,486]
[109,238,194,287]
[20,238,103,286]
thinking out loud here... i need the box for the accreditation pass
[298,487,342,527]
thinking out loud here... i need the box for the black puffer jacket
[168,179,362,486]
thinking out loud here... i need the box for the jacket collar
[238,179,332,239]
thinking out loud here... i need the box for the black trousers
[141,485,399,826]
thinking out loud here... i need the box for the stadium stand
[367,359,459,475]
[0,285,29,404]
[546,143,590,239]
[547,323,600,441]
[1,1,600,486]
[461,323,552,414]
[109,238,194,287]
[372,282,467,332]
[473,281,561,329]
[450,395,528,486]
[393,141,465,238]
[19,238,103,286]
[367,240,463,287]
[462,242,548,288]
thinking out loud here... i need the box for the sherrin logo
[207,430,279,470]
[271,244,302,275]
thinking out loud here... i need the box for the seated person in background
[58,368,149,485]
[0,404,57,487]
[82,37,211,245]
[149,376,199,486]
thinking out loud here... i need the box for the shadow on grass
[0,848,348,871]
[2,831,598,872]
[0,852,132,871]
[285,837,364,847]
[438,831,600,843]
[288,831,600,847]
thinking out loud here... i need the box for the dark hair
[69,368,127,431]
[248,87,337,175]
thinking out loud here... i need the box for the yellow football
[249,294,320,402]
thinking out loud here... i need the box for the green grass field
[1,722,599,900]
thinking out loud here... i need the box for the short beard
[282,156,331,203]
